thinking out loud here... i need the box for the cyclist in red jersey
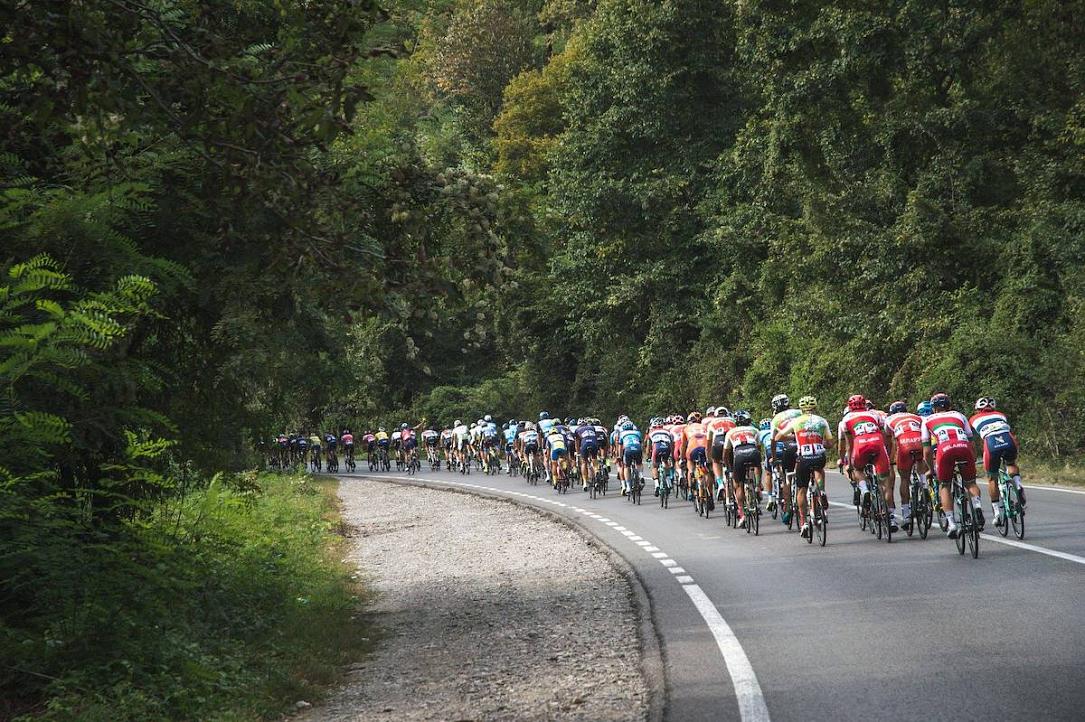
[838,394,899,531]
[885,400,926,531]
[705,407,735,500]
[921,393,983,537]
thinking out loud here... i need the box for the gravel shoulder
[302,477,651,722]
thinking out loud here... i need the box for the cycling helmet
[621,421,635,431]
[888,401,907,415]
[798,395,817,412]
[484,414,492,423]
[400,423,409,430]
[343,429,350,435]
[734,409,752,426]
[975,396,996,411]
[618,414,630,425]
[916,402,932,417]
[717,406,732,419]
[378,426,386,432]
[567,417,577,425]
[771,394,790,413]
[688,411,702,423]
[759,418,772,431]
[452,421,460,427]
[865,400,876,410]
[539,411,550,420]
[847,394,867,412]
[930,392,950,410]
[502,422,509,429]
[705,406,716,416]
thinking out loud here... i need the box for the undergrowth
[1,472,368,721]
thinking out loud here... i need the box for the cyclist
[341,428,354,467]
[769,394,801,522]
[538,412,557,482]
[375,426,390,468]
[648,417,674,495]
[922,392,983,537]
[885,400,925,530]
[668,414,687,493]
[390,427,402,469]
[545,419,570,485]
[480,417,500,471]
[503,421,519,472]
[518,422,542,477]
[452,419,470,471]
[682,412,711,507]
[838,394,897,530]
[575,419,600,490]
[422,425,440,467]
[757,419,778,516]
[774,397,833,539]
[617,421,644,495]
[324,430,338,468]
[706,407,735,501]
[363,430,376,467]
[970,397,1025,526]
[440,426,454,467]
[723,410,760,527]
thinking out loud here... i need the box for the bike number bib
[934,426,967,444]
[800,443,825,457]
[852,421,880,437]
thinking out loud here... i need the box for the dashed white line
[651,552,668,559]
[667,566,686,573]
[676,575,695,584]
[643,546,660,552]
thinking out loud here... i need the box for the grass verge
[1,472,370,721]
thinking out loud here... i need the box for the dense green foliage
[3,0,1084,715]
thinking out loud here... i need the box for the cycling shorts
[687,445,707,467]
[982,433,1018,476]
[852,438,890,476]
[732,444,761,485]
[651,440,672,464]
[934,441,976,483]
[776,440,798,473]
[550,446,567,461]
[710,435,727,463]
[403,437,417,451]
[895,442,924,473]
[579,442,598,459]
[794,454,826,489]
[623,447,643,466]
[524,442,538,455]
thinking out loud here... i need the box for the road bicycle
[524,452,540,486]
[742,465,760,535]
[427,445,439,472]
[555,456,571,494]
[405,448,420,476]
[770,466,782,520]
[723,471,739,528]
[627,462,643,505]
[950,461,980,558]
[344,445,356,473]
[326,449,339,474]
[692,460,712,518]
[906,452,930,539]
[658,461,674,509]
[310,447,322,473]
[378,445,391,472]
[858,463,892,542]
[805,475,828,547]
[995,459,1025,539]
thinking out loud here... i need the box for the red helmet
[847,394,867,412]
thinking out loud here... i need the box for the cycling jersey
[668,423,686,461]
[780,414,831,458]
[422,430,439,445]
[341,433,354,446]
[839,409,889,475]
[921,411,975,482]
[440,429,453,447]
[324,435,337,450]
[576,425,599,457]
[619,428,643,465]
[770,409,802,469]
[546,429,567,460]
[969,410,1018,475]
[538,418,556,437]
[724,425,760,450]
[503,427,517,445]
[886,411,924,470]
[452,424,469,448]
[375,431,389,443]
[309,435,322,449]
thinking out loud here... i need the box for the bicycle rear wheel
[955,494,967,555]
[814,491,827,546]
[1011,497,1025,539]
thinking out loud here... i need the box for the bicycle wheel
[997,492,1010,538]
[955,494,967,555]
[814,492,827,547]
[968,518,979,558]
[1010,489,1025,539]
[750,493,760,536]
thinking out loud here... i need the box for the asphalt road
[341,463,1085,721]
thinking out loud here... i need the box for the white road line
[667,566,686,573]
[650,552,668,559]
[981,534,1085,565]
[827,500,1085,566]
[635,540,652,547]
[1024,484,1085,496]
[629,535,643,541]
[683,583,770,722]
[644,546,660,552]
[676,575,695,584]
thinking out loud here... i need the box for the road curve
[341,466,1085,722]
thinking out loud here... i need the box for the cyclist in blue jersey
[618,421,643,495]
[575,420,600,490]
